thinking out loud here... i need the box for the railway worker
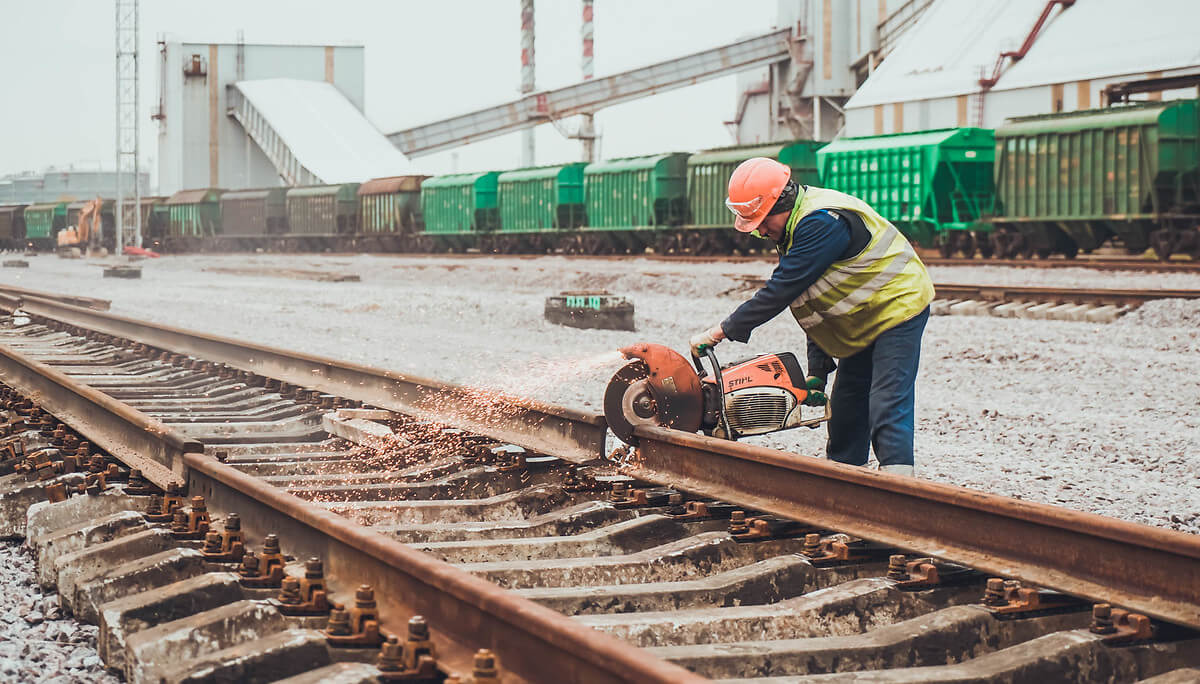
[689,157,934,477]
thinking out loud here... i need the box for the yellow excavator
[56,198,104,255]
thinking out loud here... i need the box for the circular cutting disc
[604,360,662,446]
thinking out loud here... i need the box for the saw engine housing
[605,343,828,444]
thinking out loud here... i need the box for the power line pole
[115,0,141,254]
[520,0,535,166]
[580,0,596,162]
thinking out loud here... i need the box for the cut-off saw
[604,343,830,445]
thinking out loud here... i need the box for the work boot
[879,464,914,477]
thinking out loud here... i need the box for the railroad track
[0,293,1197,682]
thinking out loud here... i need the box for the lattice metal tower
[115,0,141,252]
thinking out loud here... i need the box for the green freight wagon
[687,141,823,228]
[0,205,27,250]
[358,176,428,251]
[221,188,287,238]
[992,100,1200,259]
[583,153,688,253]
[818,128,996,256]
[286,184,360,239]
[420,171,500,251]
[23,202,68,250]
[495,163,586,252]
[164,189,222,250]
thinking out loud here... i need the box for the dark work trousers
[825,306,929,467]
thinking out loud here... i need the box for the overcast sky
[1,0,783,184]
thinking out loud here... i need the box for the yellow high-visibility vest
[777,186,934,358]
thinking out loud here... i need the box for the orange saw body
[605,343,829,445]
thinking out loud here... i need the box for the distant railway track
[0,292,1197,681]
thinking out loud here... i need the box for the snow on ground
[2,253,1197,535]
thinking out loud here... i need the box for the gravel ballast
[0,542,116,683]
[1,253,1196,538]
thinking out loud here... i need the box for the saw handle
[692,347,736,441]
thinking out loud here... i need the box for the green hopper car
[992,100,1200,259]
[420,171,500,251]
[818,128,996,256]
[23,202,68,250]
[164,189,223,250]
[582,153,689,253]
[495,163,587,253]
[221,188,288,239]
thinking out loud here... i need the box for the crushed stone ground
[0,542,116,683]
[1,253,1196,538]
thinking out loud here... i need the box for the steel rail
[0,284,111,311]
[185,452,702,683]
[932,283,1200,307]
[10,296,607,464]
[0,321,697,682]
[626,425,1200,630]
[0,343,198,489]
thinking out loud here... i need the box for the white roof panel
[235,79,413,183]
[848,0,1200,109]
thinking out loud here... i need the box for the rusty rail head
[626,425,1200,630]
[931,283,1200,307]
[12,295,608,464]
[184,452,702,683]
[0,343,199,490]
[0,284,110,311]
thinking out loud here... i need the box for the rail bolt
[802,533,823,557]
[325,603,352,636]
[887,554,908,581]
[729,510,748,535]
[1090,603,1117,634]
[473,648,500,683]
[983,578,1008,606]
[609,481,628,502]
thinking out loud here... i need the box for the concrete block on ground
[157,628,332,684]
[26,489,142,546]
[1083,305,1122,323]
[125,599,289,684]
[1017,302,1057,319]
[34,510,147,589]
[2,260,29,268]
[0,472,86,539]
[98,571,243,673]
[272,662,382,684]
[949,300,983,316]
[75,548,208,624]
[56,527,176,616]
[1057,304,1094,322]
[991,301,1025,318]
[1042,303,1080,320]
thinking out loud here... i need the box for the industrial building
[0,169,148,205]
[843,0,1200,136]
[155,40,406,194]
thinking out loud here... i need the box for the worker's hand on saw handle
[803,376,828,406]
[689,325,726,358]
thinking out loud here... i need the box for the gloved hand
[689,325,725,358]
[803,376,827,406]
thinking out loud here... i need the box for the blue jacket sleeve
[719,210,850,344]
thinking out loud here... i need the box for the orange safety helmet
[725,157,792,233]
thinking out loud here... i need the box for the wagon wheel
[975,232,994,259]
[1060,242,1079,260]
[1034,248,1053,259]
[655,233,678,256]
[1149,228,1177,262]
[936,236,955,259]
[584,234,613,255]
[958,232,977,258]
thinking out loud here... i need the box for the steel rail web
[0,330,696,682]
[9,296,606,464]
[627,425,1200,630]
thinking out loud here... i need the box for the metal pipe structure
[580,0,596,161]
[520,0,536,166]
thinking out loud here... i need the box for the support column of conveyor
[225,85,323,187]
[388,27,793,158]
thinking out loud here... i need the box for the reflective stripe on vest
[779,186,934,358]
